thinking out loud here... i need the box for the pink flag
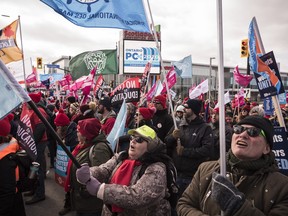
[26,66,38,84]
[233,87,245,107]
[233,65,253,87]
[58,78,69,87]
[81,66,97,96]
[161,67,177,94]
[146,80,159,101]
[26,73,37,84]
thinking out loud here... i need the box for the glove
[211,172,245,216]
[172,129,181,139]
[76,163,91,185]
[86,176,101,196]
[176,143,184,156]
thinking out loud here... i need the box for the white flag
[189,79,209,99]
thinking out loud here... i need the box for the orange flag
[0,20,23,64]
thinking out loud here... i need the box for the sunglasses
[130,135,146,143]
[233,125,266,138]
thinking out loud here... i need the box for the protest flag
[248,17,285,129]
[93,74,104,99]
[40,0,150,32]
[107,100,127,152]
[233,65,253,87]
[189,79,209,99]
[214,91,231,110]
[16,103,37,160]
[69,50,117,79]
[0,20,23,64]
[81,66,97,96]
[172,55,192,78]
[0,59,81,167]
[0,60,30,119]
[146,80,160,102]
[110,77,140,106]
[160,67,177,94]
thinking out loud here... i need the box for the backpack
[138,158,179,209]
[11,150,38,192]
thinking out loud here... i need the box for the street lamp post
[209,57,215,102]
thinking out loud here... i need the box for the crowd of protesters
[1,89,288,216]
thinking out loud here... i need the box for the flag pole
[0,59,81,167]
[27,100,81,168]
[17,15,28,90]
[252,17,285,129]
[216,0,226,178]
[146,0,177,129]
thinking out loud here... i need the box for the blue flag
[172,55,192,78]
[41,0,150,33]
[0,60,30,119]
[106,100,127,151]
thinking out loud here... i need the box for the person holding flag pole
[0,60,81,167]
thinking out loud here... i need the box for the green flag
[69,49,118,79]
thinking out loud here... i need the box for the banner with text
[272,127,288,176]
[110,77,140,105]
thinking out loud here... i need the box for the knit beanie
[237,115,274,148]
[154,95,167,108]
[99,96,111,109]
[139,107,156,120]
[80,104,90,114]
[29,92,42,104]
[242,105,250,112]
[77,118,101,141]
[67,96,76,104]
[186,99,202,115]
[54,109,70,127]
[0,113,14,136]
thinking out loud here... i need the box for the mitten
[76,163,91,185]
[172,129,181,139]
[86,176,101,196]
[211,172,245,216]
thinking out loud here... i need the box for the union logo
[66,0,109,12]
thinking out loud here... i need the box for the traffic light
[37,57,43,69]
[241,39,249,58]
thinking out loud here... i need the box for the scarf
[110,159,141,213]
[64,143,91,192]
[227,149,277,175]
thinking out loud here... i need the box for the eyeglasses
[130,135,146,143]
[233,125,266,138]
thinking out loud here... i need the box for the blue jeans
[176,176,192,198]
[35,141,48,198]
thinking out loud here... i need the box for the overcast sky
[1,0,288,79]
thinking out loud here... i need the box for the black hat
[186,99,202,115]
[67,96,76,104]
[99,96,111,108]
[237,115,274,148]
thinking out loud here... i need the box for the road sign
[46,64,60,68]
